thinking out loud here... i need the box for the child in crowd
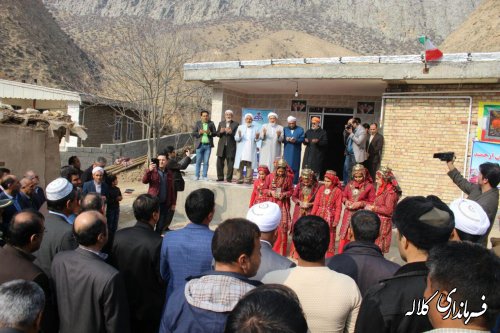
[249,165,270,207]
[311,170,343,257]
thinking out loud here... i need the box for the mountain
[440,0,500,53]
[0,0,99,90]
[43,0,482,55]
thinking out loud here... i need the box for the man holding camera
[343,118,367,184]
[142,153,175,234]
[447,157,500,246]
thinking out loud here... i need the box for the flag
[418,36,443,61]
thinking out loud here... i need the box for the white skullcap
[450,198,490,236]
[92,166,104,174]
[46,178,73,201]
[287,116,297,122]
[225,109,234,115]
[246,202,281,232]
[268,112,278,119]
[244,113,254,120]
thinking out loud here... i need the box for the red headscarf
[376,168,401,196]
[324,170,340,188]
[257,165,270,175]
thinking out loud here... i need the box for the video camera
[433,152,455,162]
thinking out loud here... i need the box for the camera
[433,152,455,162]
[345,124,353,130]
[151,158,160,166]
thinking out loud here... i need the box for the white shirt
[94,181,102,194]
[241,126,254,162]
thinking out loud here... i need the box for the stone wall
[60,132,193,168]
[382,85,500,203]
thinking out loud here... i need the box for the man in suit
[0,211,56,332]
[192,110,217,181]
[216,110,239,182]
[0,175,22,232]
[160,188,215,299]
[111,194,165,333]
[51,211,130,333]
[17,178,36,210]
[366,123,384,181]
[82,167,109,199]
[142,153,175,234]
[346,117,367,166]
[246,202,295,281]
[34,178,79,279]
[24,171,45,211]
[0,280,45,333]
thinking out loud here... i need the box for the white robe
[234,124,260,169]
[260,123,284,172]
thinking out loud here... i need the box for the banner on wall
[469,140,500,186]
[476,102,500,144]
[242,108,274,131]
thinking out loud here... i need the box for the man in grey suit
[216,110,239,182]
[246,202,295,281]
[34,178,79,279]
[346,117,368,166]
[52,211,130,333]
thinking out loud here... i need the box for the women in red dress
[365,166,401,253]
[338,164,375,253]
[311,170,343,257]
[249,165,270,207]
[264,159,293,256]
[289,168,319,258]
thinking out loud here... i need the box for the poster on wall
[469,140,500,187]
[291,100,307,112]
[357,102,375,115]
[241,108,273,130]
[476,102,500,143]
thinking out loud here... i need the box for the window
[114,116,122,141]
[126,118,134,141]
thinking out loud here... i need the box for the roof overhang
[184,52,500,95]
[0,79,81,102]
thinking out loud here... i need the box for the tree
[99,22,210,159]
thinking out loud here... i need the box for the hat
[46,178,73,201]
[92,166,104,174]
[268,112,278,119]
[311,117,320,123]
[246,202,281,232]
[287,116,297,122]
[244,113,254,120]
[393,196,455,250]
[450,198,489,236]
[0,199,13,209]
[225,109,234,115]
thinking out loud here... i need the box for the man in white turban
[234,114,260,184]
[283,115,305,184]
[246,202,295,280]
[260,112,284,173]
[449,198,490,243]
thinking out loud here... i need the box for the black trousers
[216,146,235,181]
[155,204,174,234]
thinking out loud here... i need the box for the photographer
[446,156,500,246]
[343,118,367,184]
[142,152,175,234]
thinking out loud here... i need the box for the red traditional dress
[289,169,319,258]
[249,166,270,207]
[368,168,401,253]
[311,171,342,257]
[264,165,293,256]
[339,165,375,253]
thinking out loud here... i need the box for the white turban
[268,112,278,119]
[46,178,73,201]
[92,166,104,175]
[450,198,490,236]
[225,109,234,115]
[287,116,297,122]
[244,113,254,120]
[246,202,281,232]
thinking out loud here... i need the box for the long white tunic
[234,124,260,169]
[260,123,284,172]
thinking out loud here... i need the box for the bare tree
[99,22,209,158]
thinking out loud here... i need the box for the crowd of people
[0,111,500,333]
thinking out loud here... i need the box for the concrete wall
[382,83,500,203]
[0,124,60,187]
[60,132,193,168]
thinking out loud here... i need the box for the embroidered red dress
[263,172,293,256]
[291,181,319,224]
[312,184,342,257]
[370,186,399,253]
[249,178,269,207]
[339,177,375,253]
